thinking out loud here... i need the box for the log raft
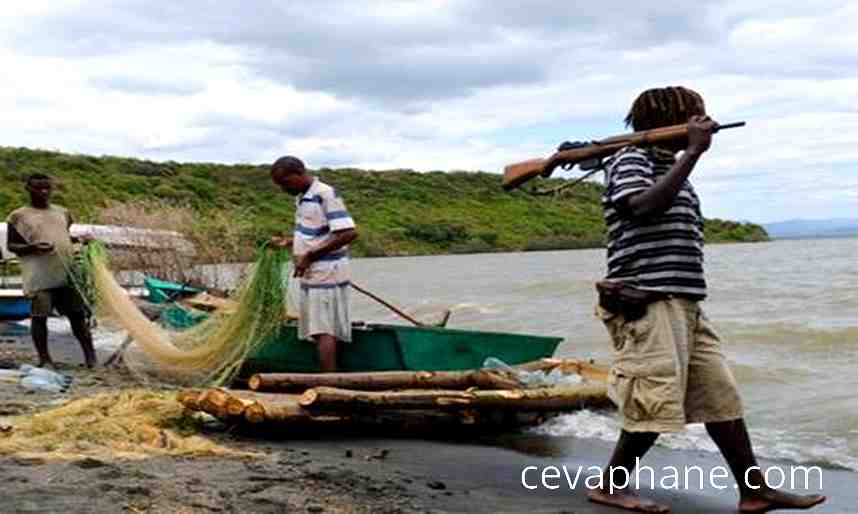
[177,359,613,431]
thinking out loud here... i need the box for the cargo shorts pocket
[603,312,654,354]
[608,359,678,422]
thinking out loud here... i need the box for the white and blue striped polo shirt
[293,178,356,288]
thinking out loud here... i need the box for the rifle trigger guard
[557,140,588,171]
[556,140,602,171]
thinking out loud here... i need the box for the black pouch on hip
[595,281,661,322]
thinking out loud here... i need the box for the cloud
[0,0,857,222]
[89,76,205,97]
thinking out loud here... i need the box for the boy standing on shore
[5,173,96,369]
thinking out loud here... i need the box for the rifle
[501,121,746,191]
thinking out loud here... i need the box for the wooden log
[515,358,609,382]
[197,388,232,418]
[176,389,203,411]
[243,402,269,424]
[299,384,610,412]
[240,392,346,424]
[514,358,563,373]
[225,396,255,417]
[248,369,520,392]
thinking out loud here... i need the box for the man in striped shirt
[270,156,358,372]
[583,87,825,513]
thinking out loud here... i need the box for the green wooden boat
[242,322,561,375]
[144,276,561,374]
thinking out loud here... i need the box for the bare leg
[587,430,670,513]
[706,419,825,513]
[69,314,97,369]
[313,334,338,372]
[30,316,55,368]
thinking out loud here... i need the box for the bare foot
[588,488,670,513]
[740,489,826,513]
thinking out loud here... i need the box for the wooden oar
[350,282,426,327]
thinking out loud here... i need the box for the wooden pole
[248,369,521,392]
[298,384,611,412]
[350,282,425,327]
[104,335,134,368]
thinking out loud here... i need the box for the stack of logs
[177,358,613,432]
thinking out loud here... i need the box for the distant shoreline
[0,146,770,260]
[767,233,858,241]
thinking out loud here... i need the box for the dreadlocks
[624,86,705,131]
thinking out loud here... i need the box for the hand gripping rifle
[501,121,745,191]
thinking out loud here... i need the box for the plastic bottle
[19,374,67,393]
[19,365,73,388]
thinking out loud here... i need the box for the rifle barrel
[716,121,745,131]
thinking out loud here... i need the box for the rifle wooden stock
[502,121,745,191]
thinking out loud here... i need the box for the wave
[722,321,858,348]
[532,410,858,472]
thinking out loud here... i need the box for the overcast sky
[2,1,857,223]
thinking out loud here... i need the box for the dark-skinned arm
[622,115,717,218]
[6,223,52,256]
[294,228,359,277]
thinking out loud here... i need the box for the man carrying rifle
[573,87,825,513]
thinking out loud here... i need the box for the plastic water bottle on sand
[18,365,73,393]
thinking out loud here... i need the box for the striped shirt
[293,178,356,288]
[602,146,707,298]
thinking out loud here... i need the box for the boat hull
[0,296,31,321]
[241,323,561,375]
[146,276,562,374]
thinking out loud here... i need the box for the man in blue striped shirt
[270,156,358,372]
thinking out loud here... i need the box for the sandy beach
[0,324,849,514]
[1,433,849,514]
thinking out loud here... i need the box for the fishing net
[0,390,253,459]
[67,242,290,386]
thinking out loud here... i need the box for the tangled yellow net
[70,242,289,386]
[0,390,252,459]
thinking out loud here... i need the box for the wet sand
[1,431,848,513]
[0,323,851,513]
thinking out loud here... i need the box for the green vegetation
[0,146,768,258]
[703,218,769,244]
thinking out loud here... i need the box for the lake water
[348,238,858,471]
[4,237,856,471]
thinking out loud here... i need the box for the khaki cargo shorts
[598,297,744,433]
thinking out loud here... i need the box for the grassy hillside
[0,146,768,259]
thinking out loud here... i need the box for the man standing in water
[568,87,826,513]
[269,156,358,372]
[5,173,96,369]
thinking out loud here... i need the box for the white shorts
[291,280,352,343]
